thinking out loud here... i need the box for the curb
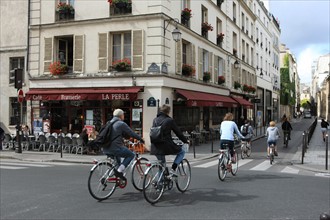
[292,163,330,174]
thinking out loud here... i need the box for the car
[304,111,312,118]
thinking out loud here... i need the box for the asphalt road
[1,118,329,220]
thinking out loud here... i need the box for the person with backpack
[150,105,189,177]
[281,116,292,141]
[321,118,329,142]
[240,120,254,145]
[102,109,144,180]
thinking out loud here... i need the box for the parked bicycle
[240,136,252,159]
[218,143,238,181]
[142,144,191,204]
[87,141,148,201]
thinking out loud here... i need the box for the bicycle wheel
[270,154,274,164]
[285,137,288,148]
[241,145,245,160]
[175,159,191,192]
[143,164,165,204]
[218,155,227,181]
[88,162,117,201]
[231,153,239,176]
[131,157,149,191]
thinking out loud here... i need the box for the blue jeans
[110,147,135,167]
[156,148,185,167]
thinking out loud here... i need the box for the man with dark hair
[150,105,189,176]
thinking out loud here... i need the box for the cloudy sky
[267,0,330,83]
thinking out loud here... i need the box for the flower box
[234,81,241,89]
[49,61,68,75]
[243,84,256,93]
[218,75,225,85]
[203,72,211,82]
[56,2,74,20]
[217,33,225,45]
[201,22,213,36]
[108,0,132,14]
[181,8,192,21]
[112,58,131,71]
[182,64,195,77]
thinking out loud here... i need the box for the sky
[267,0,330,83]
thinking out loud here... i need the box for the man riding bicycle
[281,116,292,142]
[150,105,189,177]
[103,109,144,180]
[220,113,245,163]
[240,119,254,146]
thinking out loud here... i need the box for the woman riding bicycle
[220,113,245,163]
[150,105,189,177]
[266,121,280,157]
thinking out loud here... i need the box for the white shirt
[220,121,245,141]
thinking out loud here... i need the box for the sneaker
[169,169,178,178]
[113,169,127,181]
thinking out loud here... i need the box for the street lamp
[172,27,182,42]
[234,60,240,69]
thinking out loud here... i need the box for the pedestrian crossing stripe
[194,160,218,168]
[0,162,52,168]
[0,165,27,170]
[281,166,299,174]
[237,159,253,168]
[250,160,273,171]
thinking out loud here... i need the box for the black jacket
[281,121,292,130]
[150,112,188,155]
[321,120,329,128]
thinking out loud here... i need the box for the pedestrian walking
[320,118,329,142]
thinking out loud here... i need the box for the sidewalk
[292,118,330,173]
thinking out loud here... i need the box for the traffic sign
[18,89,24,103]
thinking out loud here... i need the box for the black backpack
[89,121,118,148]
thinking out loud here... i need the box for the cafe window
[9,57,24,84]
[173,107,199,131]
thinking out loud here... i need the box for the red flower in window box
[49,61,68,75]
[202,22,214,33]
[181,8,192,20]
[112,58,131,71]
[218,75,225,85]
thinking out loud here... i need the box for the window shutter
[198,47,203,81]
[44,37,53,73]
[214,56,219,82]
[176,40,182,74]
[98,33,108,72]
[208,52,213,83]
[132,30,144,70]
[73,35,85,73]
[191,44,196,78]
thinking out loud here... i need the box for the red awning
[176,89,238,107]
[25,87,142,101]
[232,97,253,109]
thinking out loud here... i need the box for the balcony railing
[56,10,74,21]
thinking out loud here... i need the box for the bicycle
[269,143,276,164]
[87,141,148,201]
[218,143,238,181]
[142,144,191,204]
[283,131,289,148]
[240,136,252,159]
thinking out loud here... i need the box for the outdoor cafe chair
[47,135,57,152]
[3,134,14,149]
[38,135,47,151]
[75,137,86,155]
[63,136,73,153]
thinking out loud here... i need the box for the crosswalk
[191,158,329,177]
[0,160,84,170]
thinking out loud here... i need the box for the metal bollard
[60,145,63,158]
[326,134,328,170]
[211,131,214,153]
[193,138,196,159]
[302,132,305,164]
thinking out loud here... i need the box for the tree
[300,99,310,109]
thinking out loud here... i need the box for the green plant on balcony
[203,71,211,82]
[234,81,241,89]
[49,61,68,76]
[182,64,195,77]
[112,58,131,71]
[201,22,213,36]
[218,75,225,85]
[181,8,192,20]
[56,2,74,20]
[217,33,225,45]
[108,0,131,8]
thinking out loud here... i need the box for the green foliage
[280,67,295,106]
[283,54,290,67]
[300,99,310,109]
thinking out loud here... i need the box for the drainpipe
[26,0,31,73]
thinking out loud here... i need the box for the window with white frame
[59,0,74,5]
[112,32,132,63]
[218,57,224,76]
[9,57,24,84]
[203,50,209,72]
[182,0,190,9]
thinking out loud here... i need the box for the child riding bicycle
[265,121,280,158]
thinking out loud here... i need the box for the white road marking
[237,159,253,168]
[315,173,330,178]
[0,165,27,170]
[281,166,300,174]
[194,160,219,168]
[250,160,273,171]
[0,162,52,167]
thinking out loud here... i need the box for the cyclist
[150,105,189,177]
[240,119,254,145]
[220,113,245,163]
[103,109,144,180]
[281,116,292,142]
[321,118,329,142]
[266,121,280,157]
